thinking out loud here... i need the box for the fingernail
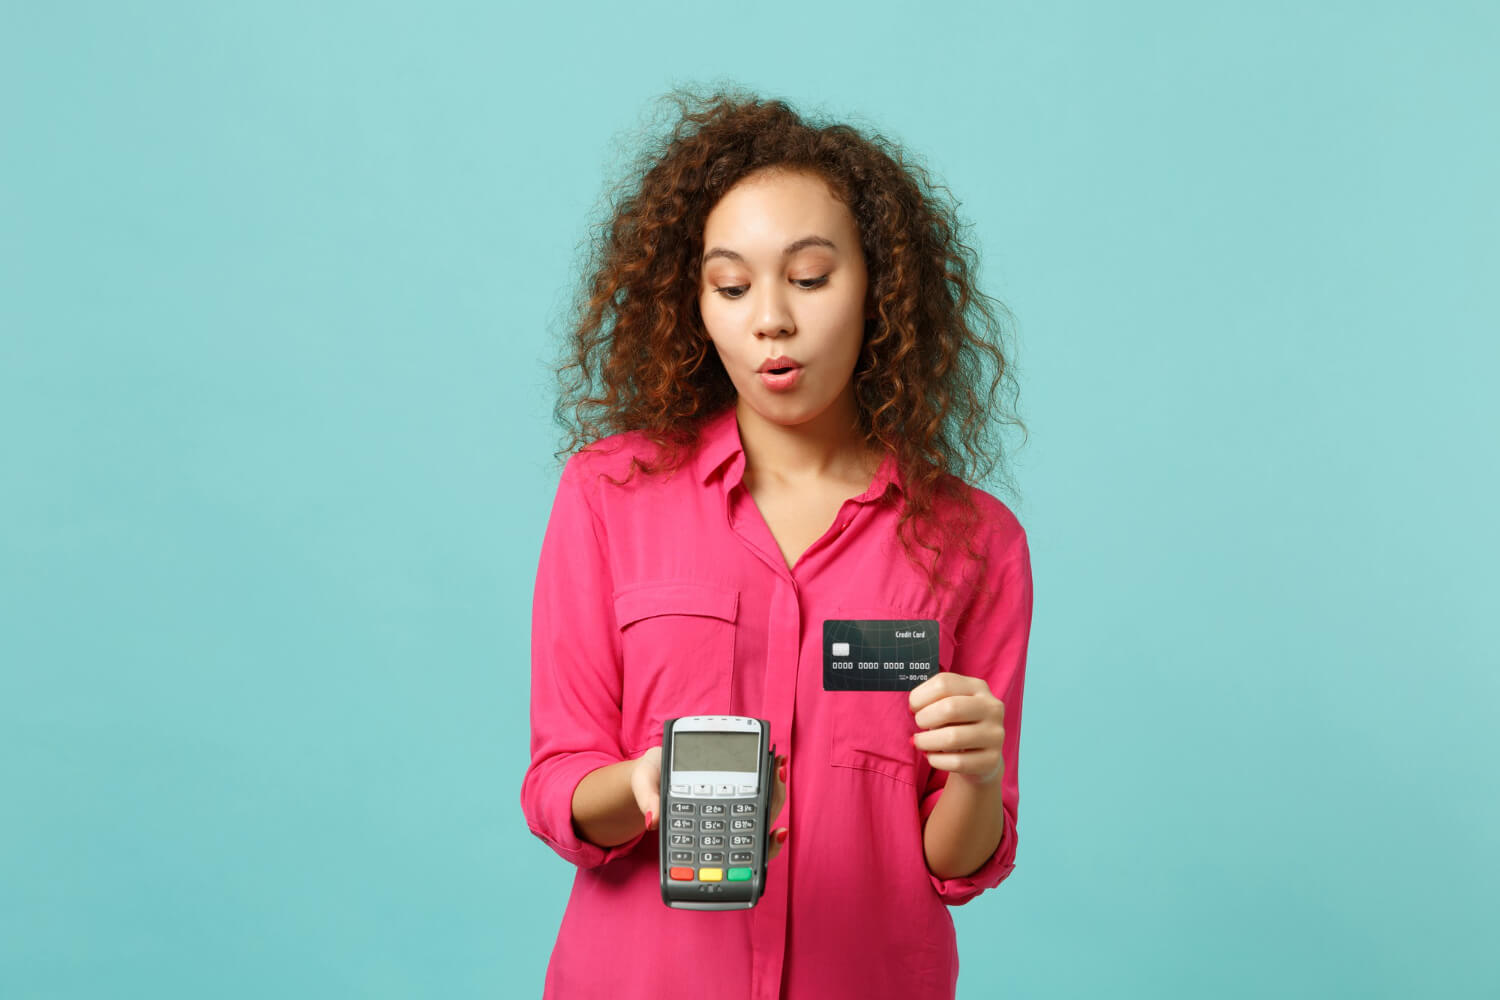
[778,764,786,781]
[775,829,788,844]
[643,810,652,829]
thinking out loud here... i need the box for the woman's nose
[751,285,794,338]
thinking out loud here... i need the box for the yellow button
[697,867,723,882]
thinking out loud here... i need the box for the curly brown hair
[549,84,1027,600]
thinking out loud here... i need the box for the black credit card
[823,619,940,691]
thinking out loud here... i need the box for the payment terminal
[659,716,776,910]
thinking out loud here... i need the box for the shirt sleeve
[520,453,647,869]
[920,529,1033,905]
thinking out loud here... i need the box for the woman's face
[697,168,871,426]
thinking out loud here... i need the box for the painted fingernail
[778,764,786,781]
[776,829,789,844]
[644,810,652,829]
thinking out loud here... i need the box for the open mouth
[767,367,793,375]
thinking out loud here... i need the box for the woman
[522,87,1033,999]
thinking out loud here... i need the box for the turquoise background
[3,2,1496,997]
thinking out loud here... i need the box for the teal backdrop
[3,2,1496,997]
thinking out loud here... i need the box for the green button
[727,868,752,881]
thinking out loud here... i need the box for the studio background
[3,2,1495,997]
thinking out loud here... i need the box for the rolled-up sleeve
[520,454,646,868]
[921,530,1033,904]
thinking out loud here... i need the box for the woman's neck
[733,391,880,490]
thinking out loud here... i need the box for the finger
[908,671,984,714]
[766,827,788,862]
[912,692,1001,731]
[911,720,1003,753]
[921,748,1005,782]
[641,783,660,827]
[633,747,663,829]
[769,754,787,820]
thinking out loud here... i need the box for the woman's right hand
[632,745,790,862]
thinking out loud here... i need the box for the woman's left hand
[908,671,1006,786]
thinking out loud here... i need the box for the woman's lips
[760,366,804,392]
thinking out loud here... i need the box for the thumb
[644,787,662,830]
[634,747,663,830]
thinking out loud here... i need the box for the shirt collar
[692,404,903,502]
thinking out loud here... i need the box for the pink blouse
[521,404,1034,999]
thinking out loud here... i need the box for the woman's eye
[713,276,828,299]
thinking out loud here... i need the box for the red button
[669,867,695,881]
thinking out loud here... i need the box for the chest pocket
[826,607,956,787]
[614,581,738,755]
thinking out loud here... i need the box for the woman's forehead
[702,172,855,259]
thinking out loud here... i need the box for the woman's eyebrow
[702,235,837,266]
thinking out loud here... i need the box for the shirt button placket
[752,575,801,1000]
